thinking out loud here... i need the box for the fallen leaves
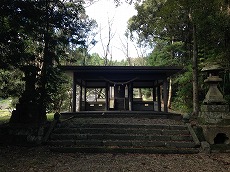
[0,146,229,172]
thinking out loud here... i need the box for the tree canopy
[129,0,230,67]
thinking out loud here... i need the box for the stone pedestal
[10,103,46,124]
[199,104,230,144]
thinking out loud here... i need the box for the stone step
[48,114,200,154]
[48,139,196,148]
[53,128,190,135]
[60,112,182,121]
[50,146,199,154]
[59,123,187,130]
[50,133,193,142]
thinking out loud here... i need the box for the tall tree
[0,0,97,117]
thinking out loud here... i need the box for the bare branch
[84,0,100,8]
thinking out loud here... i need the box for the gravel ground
[0,146,229,172]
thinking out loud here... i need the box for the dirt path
[0,146,229,172]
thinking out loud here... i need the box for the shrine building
[60,66,182,113]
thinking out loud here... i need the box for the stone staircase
[47,113,200,154]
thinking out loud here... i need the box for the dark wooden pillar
[106,83,109,110]
[84,86,87,111]
[163,79,169,113]
[153,87,156,101]
[72,73,76,112]
[79,80,83,111]
[129,83,133,111]
[157,85,161,112]
[152,86,156,111]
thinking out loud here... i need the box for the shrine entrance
[114,84,127,110]
[60,66,182,113]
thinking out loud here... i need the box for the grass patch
[0,98,12,109]
[0,112,55,125]
[0,110,11,125]
[0,110,10,116]
[0,116,10,124]
[46,113,54,121]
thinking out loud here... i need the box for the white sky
[85,0,140,61]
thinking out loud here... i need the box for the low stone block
[209,112,223,119]
[200,112,223,119]
[201,105,229,112]
[201,125,230,144]
[222,113,230,119]
[201,141,210,154]
[205,118,222,124]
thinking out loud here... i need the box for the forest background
[0,0,230,119]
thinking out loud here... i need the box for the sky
[85,0,140,61]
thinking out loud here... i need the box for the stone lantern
[10,65,47,124]
[199,64,230,146]
[5,65,48,145]
[202,64,226,104]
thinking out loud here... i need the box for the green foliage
[141,88,152,100]
[147,40,187,66]
[46,113,54,121]
[0,115,10,125]
[113,59,130,66]
[87,53,105,66]
[129,0,230,66]
[46,69,72,112]
[171,66,193,113]
[0,69,24,98]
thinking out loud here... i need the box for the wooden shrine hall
[61,66,182,113]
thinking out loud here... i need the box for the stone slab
[201,105,229,112]
[222,113,230,119]
[199,111,230,125]
[200,112,225,119]
[201,141,210,154]
[49,146,199,154]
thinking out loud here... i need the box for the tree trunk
[38,0,51,122]
[189,8,199,119]
[192,23,199,118]
[138,88,142,98]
